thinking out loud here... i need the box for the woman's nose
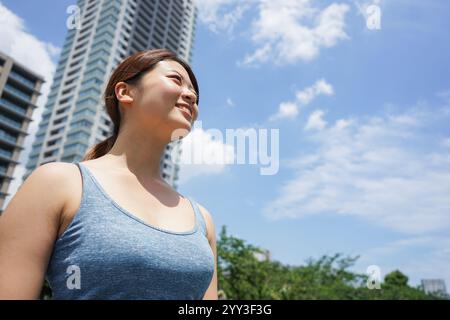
[182,88,197,104]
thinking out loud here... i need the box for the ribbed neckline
[77,162,199,236]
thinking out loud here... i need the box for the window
[67,131,90,141]
[50,128,63,135]
[64,79,75,86]
[67,67,81,77]
[79,88,100,98]
[61,87,75,96]
[47,139,60,147]
[43,150,56,158]
[71,119,93,129]
[53,116,67,125]
[56,107,69,115]
[59,96,73,105]
[72,50,86,60]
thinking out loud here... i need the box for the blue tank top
[45,162,215,300]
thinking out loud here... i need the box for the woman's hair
[82,48,199,161]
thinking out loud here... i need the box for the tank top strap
[75,161,95,183]
[186,196,208,238]
[74,162,97,195]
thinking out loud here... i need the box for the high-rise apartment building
[0,51,44,211]
[24,0,198,190]
[421,279,448,298]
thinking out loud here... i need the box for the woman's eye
[171,75,182,83]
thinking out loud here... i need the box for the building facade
[24,0,198,189]
[0,51,44,211]
[421,279,448,297]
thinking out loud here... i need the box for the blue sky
[1,0,449,290]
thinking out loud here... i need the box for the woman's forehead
[157,60,188,76]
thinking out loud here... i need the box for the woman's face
[126,59,199,140]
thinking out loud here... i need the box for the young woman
[0,49,218,300]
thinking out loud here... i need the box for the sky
[0,0,449,290]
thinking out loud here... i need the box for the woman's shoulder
[28,161,82,208]
[27,161,80,187]
[31,162,82,188]
[31,162,84,238]
[3,162,81,238]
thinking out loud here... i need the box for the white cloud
[45,42,62,58]
[264,107,450,235]
[269,79,334,121]
[238,43,272,67]
[296,78,334,105]
[0,4,57,81]
[269,102,298,122]
[194,0,350,65]
[0,3,58,209]
[305,109,327,131]
[193,0,253,34]
[226,97,234,107]
[177,127,235,184]
[241,0,350,66]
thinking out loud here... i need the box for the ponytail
[82,133,118,161]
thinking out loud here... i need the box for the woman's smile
[175,103,193,121]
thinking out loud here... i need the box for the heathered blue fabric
[45,162,215,300]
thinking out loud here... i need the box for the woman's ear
[115,82,134,105]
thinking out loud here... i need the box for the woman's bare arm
[0,162,70,299]
[198,204,218,300]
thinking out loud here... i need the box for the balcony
[0,98,29,118]
[9,71,37,90]
[62,143,88,158]
[0,129,18,145]
[0,114,24,131]
[0,166,9,175]
[3,84,33,103]
[71,111,96,123]
[0,148,13,158]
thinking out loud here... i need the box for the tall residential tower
[0,51,44,211]
[24,0,198,189]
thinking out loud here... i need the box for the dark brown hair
[82,48,199,161]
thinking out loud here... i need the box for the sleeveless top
[45,162,215,300]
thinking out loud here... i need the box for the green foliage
[384,270,409,287]
[217,225,446,300]
[40,279,52,300]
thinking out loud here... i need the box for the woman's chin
[168,123,191,141]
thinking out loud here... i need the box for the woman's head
[83,48,199,160]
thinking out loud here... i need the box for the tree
[384,270,409,287]
[216,225,446,300]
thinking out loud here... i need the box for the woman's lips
[177,106,192,122]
